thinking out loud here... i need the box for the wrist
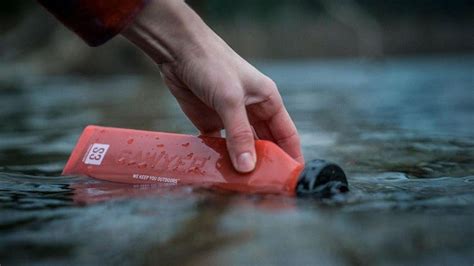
[121,0,210,64]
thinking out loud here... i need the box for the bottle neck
[295,160,349,198]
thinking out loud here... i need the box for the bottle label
[84,143,110,166]
[132,174,178,184]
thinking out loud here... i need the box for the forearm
[121,0,218,64]
[39,0,224,64]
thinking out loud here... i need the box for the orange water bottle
[63,125,348,197]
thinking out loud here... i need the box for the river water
[1,55,473,265]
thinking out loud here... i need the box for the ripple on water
[1,56,474,265]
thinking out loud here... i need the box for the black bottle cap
[296,159,349,198]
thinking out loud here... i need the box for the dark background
[0,0,473,75]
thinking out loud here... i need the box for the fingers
[267,107,304,163]
[219,104,256,173]
[247,77,304,164]
[252,107,304,164]
[252,120,275,142]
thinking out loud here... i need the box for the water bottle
[63,125,348,197]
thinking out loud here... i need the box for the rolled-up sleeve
[38,0,149,46]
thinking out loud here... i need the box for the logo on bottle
[116,149,209,174]
[84,143,110,165]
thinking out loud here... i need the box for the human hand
[122,0,303,172]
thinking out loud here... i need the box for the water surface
[1,55,473,265]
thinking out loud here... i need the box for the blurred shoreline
[0,2,472,75]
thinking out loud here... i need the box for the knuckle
[222,93,240,106]
[229,127,254,144]
[262,76,278,91]
[257,76,280,104]
[217,90,243,110]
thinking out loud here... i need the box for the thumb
[219,105,256,173]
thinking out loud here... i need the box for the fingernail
[237,152,255,173]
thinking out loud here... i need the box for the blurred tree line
[0,0,472,75]
[1,0,472,23]
[190,0,473,21]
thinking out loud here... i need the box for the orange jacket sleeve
[38,0,149,46]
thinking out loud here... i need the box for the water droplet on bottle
[216,162,222,169]
[127,138,134,144]
[138,162,147,169]
[155,137,160,140]
[187,152,194,158]
[117,157,126,164]
[181,142,190,147]
[156,144,164,148]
